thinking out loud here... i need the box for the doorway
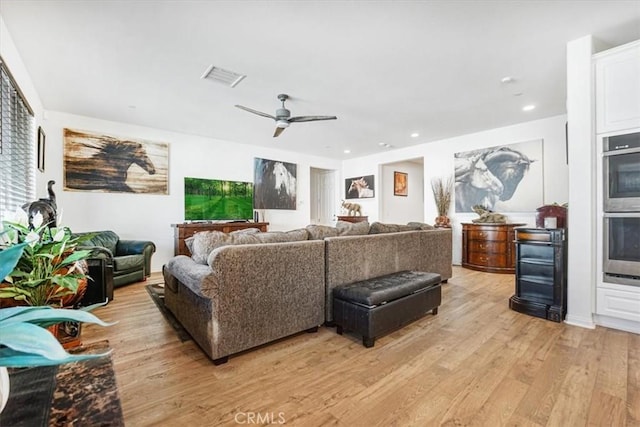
[379,158,425,223]
[310,167,336,225]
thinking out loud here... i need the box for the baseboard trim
[594,314,640,334]
[564,314,596,329]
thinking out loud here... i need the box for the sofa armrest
[116,240,156,276]
[165,255,213,296]
[204,240,326,356]
[80,245,114,263]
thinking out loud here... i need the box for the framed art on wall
[37,127,45,172]
[454,139,543,212]
[254,157,297,210]
[394,171,407,196]
[63,128,169,194]
[345,175,375,199]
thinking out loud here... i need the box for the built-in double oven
[603,131,640,286]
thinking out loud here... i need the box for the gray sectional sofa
[162,222,452,364]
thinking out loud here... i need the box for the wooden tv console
[172,222,269,256]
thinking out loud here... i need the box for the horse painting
[63,129,168,194]
[254,158,297,209]
[345,175,375,199]
[454,155,504,211]
[454,140,541,212]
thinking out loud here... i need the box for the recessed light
[344,149,351,154]
[410,133,419,138]
[378,142,386,146]
[522,104,536,112]
[501,76,515,84]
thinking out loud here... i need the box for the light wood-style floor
[82,266,639,426]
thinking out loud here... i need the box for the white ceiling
[1,1,639,159]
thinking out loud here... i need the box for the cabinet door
[595,42,640,133]
[596,287,640,322]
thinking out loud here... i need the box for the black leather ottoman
[333,271,442,348]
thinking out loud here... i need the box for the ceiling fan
[235,94,337,137]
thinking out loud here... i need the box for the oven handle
[603,147,640,156]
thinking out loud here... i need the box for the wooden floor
[82,266,639,426]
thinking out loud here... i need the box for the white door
[310,168,336,225]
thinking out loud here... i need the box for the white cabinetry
[595,40,640,134]
[594,40,640,334]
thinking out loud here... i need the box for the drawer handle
[479,243,486,250]
[479,256,487,262]
[479,232,485,237]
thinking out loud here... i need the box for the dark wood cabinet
[461,223,525,273]
[509,228,567,322]
[172,222,269,256]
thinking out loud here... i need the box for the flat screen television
[184,177,254,221]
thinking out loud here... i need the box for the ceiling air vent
[200,64,246,88]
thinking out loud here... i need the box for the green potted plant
[0,209,93,307]
[0,235,112,414]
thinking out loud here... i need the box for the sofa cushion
[190,231,257,264]
[407,222,435,230]
[336,221,370,236]
[306,224,338,240]
[369,222,415,234]
[80,230,119,254]
[254,229,309,243]
[186,227,260,256]
[190,228,310,264]
[113,254,144,273]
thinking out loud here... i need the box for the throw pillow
[407,221,435,230]
[368,222,415,234]
[190,230,261,264]
[230,227,261,235]
[185,236,195,255]
[254,229,309,243]
[336,220,370,236]
[306,224,339,240]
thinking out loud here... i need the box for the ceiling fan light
[276,120,290,128]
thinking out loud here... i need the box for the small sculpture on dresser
[471,205,507,223]
[341,200,362,216]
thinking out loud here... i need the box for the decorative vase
[435,215,451,228]
[0,366,9,414]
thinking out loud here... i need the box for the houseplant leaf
[0,242,27,280]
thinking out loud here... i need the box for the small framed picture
[37,127,45,172]
[394,171,408,196]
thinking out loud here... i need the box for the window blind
[0,59,35,218]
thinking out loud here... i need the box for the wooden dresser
[337,216,368,223]
[172,222,269,256]
[461,223,525,274]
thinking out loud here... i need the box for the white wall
[38,111,340,272]
[380,160,424,223]
[342,115,570,264]
[0,15,45,191]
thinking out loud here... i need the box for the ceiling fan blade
[273,126,286,137]
[235,105,276,120]
[288,115,337,123]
